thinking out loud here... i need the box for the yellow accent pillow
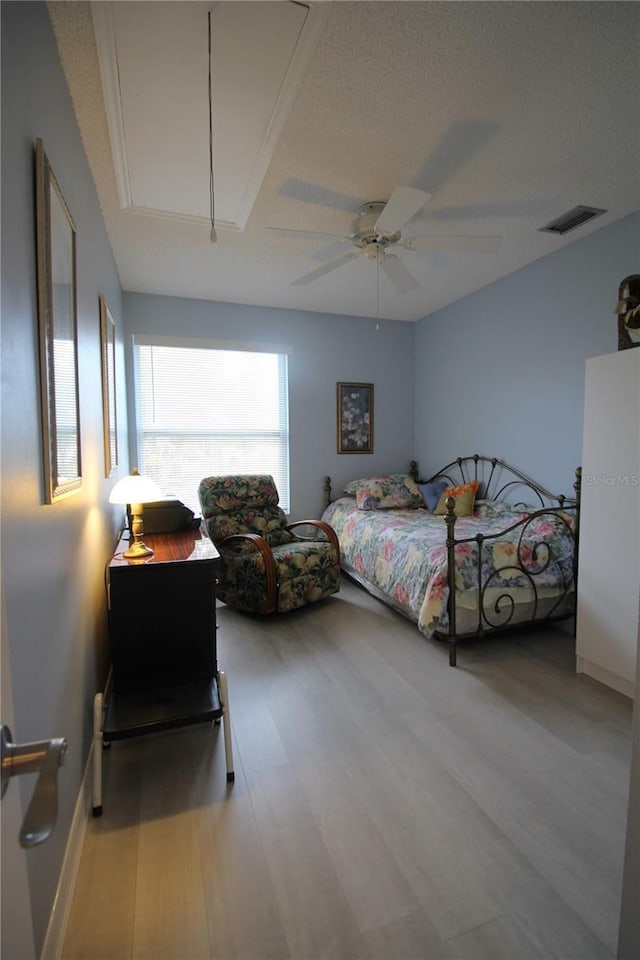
[434,480,479,517]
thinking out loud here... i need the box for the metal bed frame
[323,455,581,666]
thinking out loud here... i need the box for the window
[134,337,290,513]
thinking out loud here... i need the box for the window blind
[134,340,290,513]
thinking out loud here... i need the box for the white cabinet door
[576,348,640,697]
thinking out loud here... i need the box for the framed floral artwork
[337,382,374,454]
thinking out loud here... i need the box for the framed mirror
[35,139,82,502]
[99,296,118,477]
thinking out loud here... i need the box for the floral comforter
[322,498,576,638]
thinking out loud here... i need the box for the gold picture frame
[35,139,82,502]
[99,296,118,477]
[337,382,374,454]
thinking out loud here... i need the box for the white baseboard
[576,656,635,700]
[40,745,92,960]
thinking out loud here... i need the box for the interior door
[1,585,36,959]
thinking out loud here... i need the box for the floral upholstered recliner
[198,475,341,614]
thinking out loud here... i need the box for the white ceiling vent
[539,205,607,235]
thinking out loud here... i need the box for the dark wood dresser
[92,527,234,815]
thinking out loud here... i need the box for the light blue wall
[123,293,416,519]
[1,3,127,952]
[414,213,640,496]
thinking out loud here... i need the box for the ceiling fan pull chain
[208,9,217,244]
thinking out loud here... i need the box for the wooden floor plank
[245,763,371,960]
[189,726,292,960]
[131,730,213,960]
[62,746,142,959]
[448,915,536,959]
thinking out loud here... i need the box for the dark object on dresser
[127,496,197,535]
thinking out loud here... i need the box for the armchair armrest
[221,534,278,614]
[286,520,340,564]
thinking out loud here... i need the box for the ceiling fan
[268,186,501,293]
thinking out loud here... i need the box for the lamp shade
[109,468,163,506]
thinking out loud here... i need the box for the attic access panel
[92,1,328,231]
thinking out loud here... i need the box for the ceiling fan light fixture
[284,184,500,291]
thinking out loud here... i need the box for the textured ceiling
[49,1,640,323]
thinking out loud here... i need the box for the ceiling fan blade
[404,235,502,254]
[266,227,348,242]
[312,240,353,262]
[291,253,358,286]
[375,186,432,235]
[379,254,419,294]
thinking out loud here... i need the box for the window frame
[132,335,291,513]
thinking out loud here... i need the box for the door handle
[0,724,68,848]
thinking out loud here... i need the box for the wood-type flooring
[63,579,632,960]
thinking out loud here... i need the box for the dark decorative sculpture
[615,274,640,350]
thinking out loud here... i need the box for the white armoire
[576,348,640,699]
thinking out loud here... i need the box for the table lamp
[109,468,164,558]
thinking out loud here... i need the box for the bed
[322,455,581,666]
